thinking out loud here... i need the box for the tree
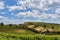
[52,26,54,29]
[43,25,46,28]
[0,23,4,26]
[46,29,49,33]
[9,24,13,26]
[34,24,38,28]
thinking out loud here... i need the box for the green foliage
[52,26,54,29]
[0,23,4,26]
[43,25,46,28]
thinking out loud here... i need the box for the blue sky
[0,0,60,24]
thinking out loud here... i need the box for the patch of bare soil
[13,29,26,33]
[34,27,44,31]
[0,28,8,31]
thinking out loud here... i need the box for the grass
[0,32,60,40]
[0,22,60,40]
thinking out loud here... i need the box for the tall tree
[0,23,4,26]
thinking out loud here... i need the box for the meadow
[0,32,60,40]
[0,22,60,40]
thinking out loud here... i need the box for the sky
[0,0,60,24]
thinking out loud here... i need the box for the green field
[0,22,60,40]
[0,32,60,40]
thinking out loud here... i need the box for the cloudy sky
[0,0,60,24]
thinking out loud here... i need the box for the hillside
[24,22,60,27]
[0,22,60,34]
[0,22,60,40]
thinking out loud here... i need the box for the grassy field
[0,32,60,40]
[0,22,60,40]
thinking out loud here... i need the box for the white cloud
[16,11,31,18]
[16,0,60,20]
[1,0,60,24]
[17,0,60,10]
[16,9,60,19]
[3,19,23,24]
[0,1,5,9]
[8,0,60,12]
[47,0,60,4]
[0,16,5,18]
[8,5,26,11]
[55,8,60,15]
[40,13,60,19]
[0,16,23,24]
[8,0,50,11]
[16,10,40,18]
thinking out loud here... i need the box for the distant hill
[0,22,60,34]
[24,22,60,27]
[23,22,60,34]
